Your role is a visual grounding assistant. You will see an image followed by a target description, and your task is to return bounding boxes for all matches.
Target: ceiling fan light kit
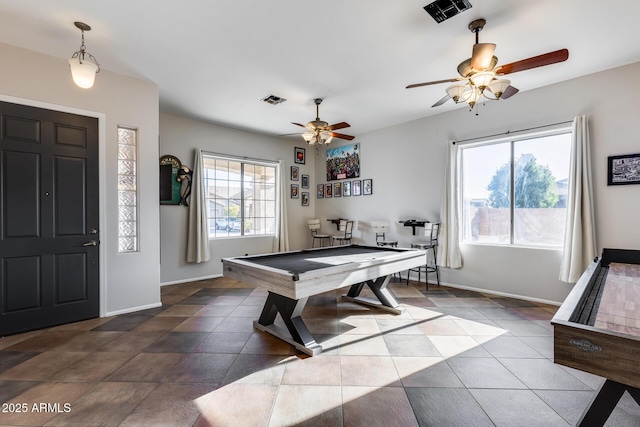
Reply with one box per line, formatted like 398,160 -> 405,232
68,21 -> 101,89
407,18 -> 569,113
291,98 -> 354,146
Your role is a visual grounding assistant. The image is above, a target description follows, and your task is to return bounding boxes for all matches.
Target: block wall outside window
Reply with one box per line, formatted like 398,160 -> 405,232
460,131 -> 571,247
117,127 -> 138,252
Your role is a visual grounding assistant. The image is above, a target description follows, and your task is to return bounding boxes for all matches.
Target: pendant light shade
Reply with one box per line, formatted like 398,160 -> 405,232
69,22 -> 100,89
69,56 -> 99,88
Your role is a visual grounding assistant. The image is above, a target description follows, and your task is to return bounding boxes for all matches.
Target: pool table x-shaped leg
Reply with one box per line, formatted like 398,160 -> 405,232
254,274 -> 402,356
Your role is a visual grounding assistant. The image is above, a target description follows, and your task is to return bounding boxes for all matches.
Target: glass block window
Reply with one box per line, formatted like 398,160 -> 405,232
117,127 -> 138,252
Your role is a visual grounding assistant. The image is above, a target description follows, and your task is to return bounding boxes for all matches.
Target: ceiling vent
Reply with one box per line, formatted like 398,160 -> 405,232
261,94 -> 287,105
424,0 -> 472,23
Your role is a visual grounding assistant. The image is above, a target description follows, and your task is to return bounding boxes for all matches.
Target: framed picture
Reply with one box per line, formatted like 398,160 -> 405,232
326,143 -> 360,181
295,147 -> 306,164
343,181 -> 351,197
352,180 -> 361,196
301,174 -> 309,189
363,178 -> 373,195
290,166 -> 299,181
290,184 -> 299,198
333,182 -> 342,197
317,184 -> 324,198
608,153 -> 640,185
325,183 -> 332,198
301,192 -> 310,206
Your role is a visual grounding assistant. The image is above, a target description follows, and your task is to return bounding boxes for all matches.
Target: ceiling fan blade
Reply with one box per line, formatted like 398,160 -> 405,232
291,122 -> 308,128
500,85 -> 519,99
327,122 -> 350,131
495,49 -> 569,75
330,132 -> 355,141
431,94 -> 451,108
406,78 -> 460,89
471,43 -> 496,71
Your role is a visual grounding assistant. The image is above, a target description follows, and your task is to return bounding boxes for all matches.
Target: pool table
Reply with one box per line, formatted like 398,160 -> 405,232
222,244 -> 426,355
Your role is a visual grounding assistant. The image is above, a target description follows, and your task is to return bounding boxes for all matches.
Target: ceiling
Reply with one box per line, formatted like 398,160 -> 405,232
1,0 -> 639,139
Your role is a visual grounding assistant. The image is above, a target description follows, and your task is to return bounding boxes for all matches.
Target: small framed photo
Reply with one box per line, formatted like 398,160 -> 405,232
325,183 -> 333,198
301,174 -> 309,189
343,181 -> 351,197
363,179 -> 373,195
301,192 -> 310,206
352,180 -> 361,196
317,184 -> 324,198
608,153 -> 640,185
290,166 -> 299,181
295,147 -> 306,164
290,184 -> 299,198
333,182 -> 342,198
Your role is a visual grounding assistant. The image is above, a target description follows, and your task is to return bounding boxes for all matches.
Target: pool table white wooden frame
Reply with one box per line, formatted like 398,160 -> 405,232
222,244 -> 426,355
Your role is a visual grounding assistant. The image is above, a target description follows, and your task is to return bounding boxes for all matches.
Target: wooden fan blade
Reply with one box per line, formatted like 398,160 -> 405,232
330,132 -> 355,141
431,94 -> 451,108
471,43 -> 496,71
495,49 -> 569,75
406,78 -> 460,89
500,85 -> 519,99
291,122 -> 308,128
327,122 -> 350,131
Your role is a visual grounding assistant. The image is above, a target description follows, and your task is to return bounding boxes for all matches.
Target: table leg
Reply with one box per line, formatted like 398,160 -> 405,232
254,292 -> 322,356
578,379 -> 635,426
342,275 -> 403,314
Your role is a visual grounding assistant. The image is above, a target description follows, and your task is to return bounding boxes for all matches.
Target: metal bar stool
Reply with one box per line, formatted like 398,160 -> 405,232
372,220 -> 401,280
331,220 -> 354,245
371,221 -> 398,247
308,219 -> 330,248
406,222 -> 440,290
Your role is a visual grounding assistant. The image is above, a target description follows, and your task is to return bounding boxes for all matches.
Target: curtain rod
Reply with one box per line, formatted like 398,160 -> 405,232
452,120 -> 573,144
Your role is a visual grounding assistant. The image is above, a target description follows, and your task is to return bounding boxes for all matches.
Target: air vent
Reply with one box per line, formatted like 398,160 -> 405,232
261,94 -> 287,105
424,0 -> 472,23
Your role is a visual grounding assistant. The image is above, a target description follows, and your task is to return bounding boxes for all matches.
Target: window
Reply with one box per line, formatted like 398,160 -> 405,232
203,154 -> 277,238
117,126 -> 138,252
460,130 -> 571,247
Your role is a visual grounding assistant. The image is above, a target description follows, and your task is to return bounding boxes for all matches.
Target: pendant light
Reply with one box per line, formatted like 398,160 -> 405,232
68,22 -> 100,89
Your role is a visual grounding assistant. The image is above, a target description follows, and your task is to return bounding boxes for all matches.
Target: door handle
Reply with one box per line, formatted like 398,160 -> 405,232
82,240 -> 98,247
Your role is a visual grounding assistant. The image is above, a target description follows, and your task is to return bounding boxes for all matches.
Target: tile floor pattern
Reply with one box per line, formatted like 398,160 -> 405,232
1,277 -> 640,426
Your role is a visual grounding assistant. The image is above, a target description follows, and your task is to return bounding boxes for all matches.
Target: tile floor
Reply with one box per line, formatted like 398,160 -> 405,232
1,277 -> 639,426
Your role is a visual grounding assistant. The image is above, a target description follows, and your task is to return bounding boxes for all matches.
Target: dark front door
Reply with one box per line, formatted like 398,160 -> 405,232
0,101 -> 99,336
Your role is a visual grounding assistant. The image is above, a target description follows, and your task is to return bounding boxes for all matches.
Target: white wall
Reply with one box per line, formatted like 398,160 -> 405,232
159,113 -> 313,284
0,42 -> 161,316
314,61 -> 640,304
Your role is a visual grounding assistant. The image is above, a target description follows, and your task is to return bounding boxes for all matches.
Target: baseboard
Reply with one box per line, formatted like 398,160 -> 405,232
105,302 -> 163,317
160,274 -> 223,287
419,279 -> 561,306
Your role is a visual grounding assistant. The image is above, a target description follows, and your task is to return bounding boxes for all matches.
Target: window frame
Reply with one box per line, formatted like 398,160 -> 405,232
458,126 -> 572,249
202,152 -> 278,239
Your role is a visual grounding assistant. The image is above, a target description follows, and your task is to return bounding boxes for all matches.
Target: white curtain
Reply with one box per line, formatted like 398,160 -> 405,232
439,141 -> 462,268
186,149 -> 211,263
559,115 -> 596,282
272,160 -> 289,252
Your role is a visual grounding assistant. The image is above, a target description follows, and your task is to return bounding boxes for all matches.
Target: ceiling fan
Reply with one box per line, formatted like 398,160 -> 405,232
290,98 -> 354,145
406,19 -> 569,109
